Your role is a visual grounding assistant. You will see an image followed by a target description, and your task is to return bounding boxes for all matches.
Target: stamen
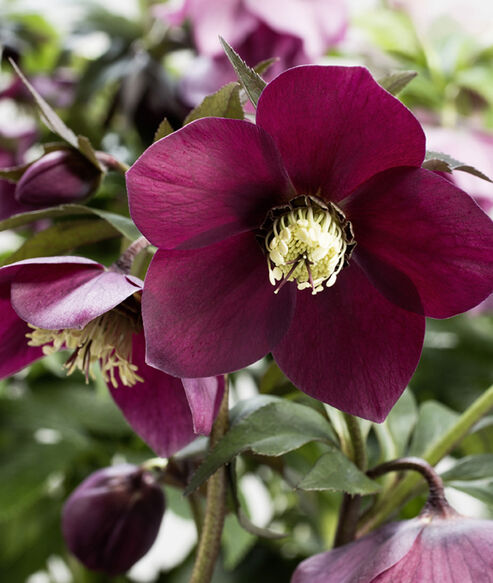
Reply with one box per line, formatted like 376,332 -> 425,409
26,308 -> 143,388
264,198 -> 353,295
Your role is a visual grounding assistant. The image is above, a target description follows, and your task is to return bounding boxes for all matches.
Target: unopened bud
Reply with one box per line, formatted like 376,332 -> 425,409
62,464 -> 165,575
15,149 -> 102,206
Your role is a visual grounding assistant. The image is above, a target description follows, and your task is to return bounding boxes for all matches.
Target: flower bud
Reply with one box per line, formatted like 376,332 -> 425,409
62,464 -> 165,575
15,149 -> 102,206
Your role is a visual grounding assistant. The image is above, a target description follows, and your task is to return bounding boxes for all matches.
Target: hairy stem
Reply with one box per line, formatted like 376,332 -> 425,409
358,383 -> 493,536
334,414 -> 367,547
112,236 -> 151,274
189,378 -> 229,583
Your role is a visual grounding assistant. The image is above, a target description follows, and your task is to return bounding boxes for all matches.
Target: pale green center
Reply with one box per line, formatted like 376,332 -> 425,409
265,204 -> 347,295
26,310 -> 143,388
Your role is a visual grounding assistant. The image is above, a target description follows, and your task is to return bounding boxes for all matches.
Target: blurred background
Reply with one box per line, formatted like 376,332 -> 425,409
1,0 -> 493,581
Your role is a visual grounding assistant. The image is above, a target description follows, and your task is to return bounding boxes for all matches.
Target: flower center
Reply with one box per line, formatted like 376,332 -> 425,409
264,197 -> 354,295
26,301 -> 143,388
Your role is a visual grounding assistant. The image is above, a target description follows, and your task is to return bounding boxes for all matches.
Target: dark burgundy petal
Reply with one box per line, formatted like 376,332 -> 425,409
181,376 -> 225,435
0,293 -> 43,378
292,519 -> 423,583
127,117 -> 294,250
256,66 -> 425,202
142,233 -> 296,377
10,260 -> 142,329
343,167 -> 493,318
273,262 -> 424,422
109,333 -> 197,458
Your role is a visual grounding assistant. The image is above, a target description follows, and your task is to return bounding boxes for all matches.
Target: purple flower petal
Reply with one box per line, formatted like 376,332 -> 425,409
109,333 -> 198,458
256,66 -> 425,202
292,520 -> 422,583
5,257 -> 142,329
142,233 -> 296,377
0,293 -> 43,378
181,376 -> 225,435
273,262 -> 425,422
344,167 -> 493,318
127,118 -> 295,250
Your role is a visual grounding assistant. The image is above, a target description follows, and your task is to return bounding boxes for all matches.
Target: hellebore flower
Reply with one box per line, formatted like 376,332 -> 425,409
0,256 -> 224,457
15,149 -> 103,206
127,65 -> 493,422
156,0 -> 347,105
0,121 -> 37,220
62,464 -> 165,575
292,458 -> 493,583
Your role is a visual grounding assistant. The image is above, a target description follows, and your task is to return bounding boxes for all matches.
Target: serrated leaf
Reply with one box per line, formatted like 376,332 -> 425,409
378,70 -> 417,95
185,399 -> 335,494
184,82 -> 244,125
409,401 -> 459,457
0,203 -> 142,240
219,37 -> 266,107
1,218 -> 119,266
9,59 -> 78,149
153,118 -> 174,142
254,57 -> 279,76
423,150 -> 493,182
297,449 -> 381,494
440,454 -> 493,482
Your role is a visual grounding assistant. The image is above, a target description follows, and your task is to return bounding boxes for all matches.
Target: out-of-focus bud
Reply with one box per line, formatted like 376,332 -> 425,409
15,149 -> 102,206
62,464 -> 165,575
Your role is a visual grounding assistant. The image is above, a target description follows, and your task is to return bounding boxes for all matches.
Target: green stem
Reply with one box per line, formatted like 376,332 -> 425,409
358,383 -> 493,536
112,236 -> 151,274
95,151 -> 130,174
189,378 -> 229,583
334,414 -> 367,547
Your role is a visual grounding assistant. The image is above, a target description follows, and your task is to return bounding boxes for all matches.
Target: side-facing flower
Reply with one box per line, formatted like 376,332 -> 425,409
0,256 -> 224,457
155,0 -> 347,105
127,65 -> 493,422
62,464 -> 165,575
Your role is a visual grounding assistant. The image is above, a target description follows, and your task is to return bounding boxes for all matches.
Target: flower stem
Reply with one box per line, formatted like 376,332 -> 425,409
334,414 -> 367,547
189,378 -> 229,583
95,151 -> 130,174
112,236 -> 151,274
358,383 -> 493,536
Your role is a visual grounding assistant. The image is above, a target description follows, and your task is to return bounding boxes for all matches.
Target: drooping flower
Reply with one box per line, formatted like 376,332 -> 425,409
0,256 -> 224,457
127,65 -> 493,422
155,0 -> 347,105
62,464 -> 165,575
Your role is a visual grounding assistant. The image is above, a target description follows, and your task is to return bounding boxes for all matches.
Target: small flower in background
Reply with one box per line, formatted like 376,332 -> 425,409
62,464 -> 165,575
0,68 -> 76,109
155,0 -> 347,105
127,65 -> 493,422
0,255 -> 224,457
14,149 -> 103,206
0,120 -> 37,220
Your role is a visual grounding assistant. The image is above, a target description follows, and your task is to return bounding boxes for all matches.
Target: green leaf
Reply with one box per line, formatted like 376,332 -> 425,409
423,150 -> 492,182
409,401 -> 459,457
9,58 -> 78,149
253,57 -> 279,76
0,203 -> 142,240
0,163 -> 32,182
219,37 -> 266,107
446,480 -> 493,506
222,515 -> 256,570
378,70 -> 417,95
297,449 -> 381,494
77,135 -> 104,171
440,454 -> 493,482
184,82 -> 244,125
1,218 -> 119,266
153,118 -> 174,142
386,389 -> 418,456
185,399 -> 335,494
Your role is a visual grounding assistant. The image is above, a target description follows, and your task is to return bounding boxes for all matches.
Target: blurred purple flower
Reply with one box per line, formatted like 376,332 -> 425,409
0,121 -> 37,220
292,501 -> 493,582
127,65 -> 493,422
155,0 -> 347,105
0,69 -> 75,108
15,149 -> 102,206
0,256 -> 224,457
62,464 -> 165,575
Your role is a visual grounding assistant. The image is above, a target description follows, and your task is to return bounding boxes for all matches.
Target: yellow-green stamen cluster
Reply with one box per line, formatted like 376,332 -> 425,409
265,203 -> 348,294
26,310 -> 143,388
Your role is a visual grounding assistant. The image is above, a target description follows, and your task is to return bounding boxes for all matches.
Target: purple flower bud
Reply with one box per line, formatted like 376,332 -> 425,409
15,149 -> 102,206
62,464 -> 165,575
